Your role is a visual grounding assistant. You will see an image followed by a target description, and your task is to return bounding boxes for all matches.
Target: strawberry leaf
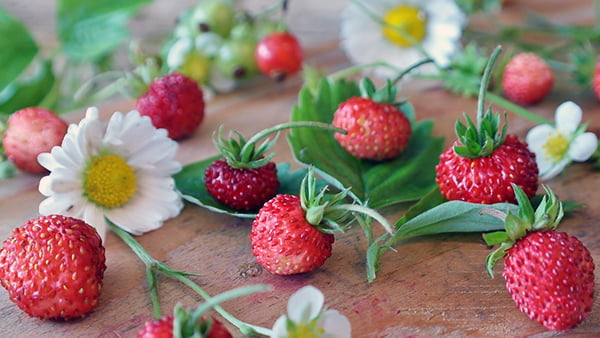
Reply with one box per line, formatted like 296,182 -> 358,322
0,7 -> 38,90
173,158 -> 328,218
288,77 -> 444,209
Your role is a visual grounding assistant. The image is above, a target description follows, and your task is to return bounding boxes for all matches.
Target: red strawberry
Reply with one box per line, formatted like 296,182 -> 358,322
436,47 -> 539,204
205,122 -> 341,212
332,78 -> 412,161
484,186 -> 595,331
502,52 -> 554,105
135,72 -> 205,140
137,314 -> 232,338
250,168 -> 393,275
436,134 -> 538,204
255,31 -> 304,82
2,107 -> 67,173
0,215 -> 106,320
592,57 -> 600,100
204,126 -> 280,212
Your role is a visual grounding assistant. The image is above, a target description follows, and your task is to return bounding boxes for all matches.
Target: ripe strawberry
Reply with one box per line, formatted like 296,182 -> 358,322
332,78 -> 412,161
135,72 -> 205,140
2,107 -> 67,174
0,214 -> 106,320
484,185 -> 595,331
250,168 -> 393,275
255,31 -> 304,82
137,314 -> 232,338
592,57 -> 600,100
436,47 -> 539,204
205,122 -> 342,212
204,126 -> 280,212
502,52 -> 554,105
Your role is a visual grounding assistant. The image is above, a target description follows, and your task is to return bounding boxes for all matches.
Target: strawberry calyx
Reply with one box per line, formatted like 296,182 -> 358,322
300,168 -> 394,235
213,121 -> 345,169
482,184 -> 564,277
358,77 -> 405,109
453,45 -> 508,159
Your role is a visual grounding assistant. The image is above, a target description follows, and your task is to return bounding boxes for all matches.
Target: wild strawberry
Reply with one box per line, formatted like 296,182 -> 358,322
255,31 -> 304,82
250,168 -> 392,275
1,107 -> 67,174
205,122 -> 343,212
484,185 -> 595,331
332,78 -> 412,161
0,215 -> 106,320
436,47 -> 539,204
135,72 -> 205,140
592,57 -> 600,100
137,314 -> 231,338
502,52 -> 554,105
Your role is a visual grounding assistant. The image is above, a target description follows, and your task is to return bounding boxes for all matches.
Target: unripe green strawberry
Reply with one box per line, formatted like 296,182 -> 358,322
0,215 -> 106,320
332,78 -> 412,161
502,52 -> 554,105
2,107 -> 67,174
484,186 -> 595,332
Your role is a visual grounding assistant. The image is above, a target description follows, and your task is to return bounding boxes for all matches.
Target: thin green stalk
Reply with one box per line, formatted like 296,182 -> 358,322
486,91 -> 552,125
108,222 -> 272,336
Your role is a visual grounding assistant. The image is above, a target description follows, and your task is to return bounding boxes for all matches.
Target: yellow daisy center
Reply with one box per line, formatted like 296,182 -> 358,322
181,52 -> 211,83
83,154 -> 137,208
288,320 -> 325,338
542,133 -> 569,162
382,5 -> 427,47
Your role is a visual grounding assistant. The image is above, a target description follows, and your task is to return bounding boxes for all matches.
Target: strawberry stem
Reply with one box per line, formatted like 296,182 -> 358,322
241,121 -> 345,156
485,91 -> 553,125
107,222 -> 273,336
476,45 -> 502,126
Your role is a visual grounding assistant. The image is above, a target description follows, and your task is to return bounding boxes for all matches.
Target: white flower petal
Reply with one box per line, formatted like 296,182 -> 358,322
540,158 -> 570,181
167,38 -> 193,68
555,101 -> 582,134
287,285 -> 324,323
320,310 -> 352,337
270,315 -> 288,338
526,124 -> 554,151
82,204 -> 108,241
569,132 -> 598,162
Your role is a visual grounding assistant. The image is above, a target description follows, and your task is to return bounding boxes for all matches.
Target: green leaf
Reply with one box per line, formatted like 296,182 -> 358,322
173,158 -> 327,218
288,77 -> 444,209
482,231 -> 510,246
0,7 -> 38,89
392,200 -> 519,240
0,59 -> 55,115
56,0 -> 151,61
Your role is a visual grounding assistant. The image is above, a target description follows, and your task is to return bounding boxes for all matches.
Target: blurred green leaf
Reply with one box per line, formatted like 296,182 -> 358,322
0,60 -> 55,115
56,0 -> 152,61
0,7 -> 38,89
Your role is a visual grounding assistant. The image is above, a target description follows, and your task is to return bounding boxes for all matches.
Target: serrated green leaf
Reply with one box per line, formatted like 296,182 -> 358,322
173,158 -> 327,218
0,7 -> 38,89
288,77 -> 444,209
57,0 -> 151,61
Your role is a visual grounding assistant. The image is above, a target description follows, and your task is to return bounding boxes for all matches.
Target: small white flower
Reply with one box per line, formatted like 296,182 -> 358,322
526,101 -> 598,180
271,285 -> 351,338
340,0 -> 467,79
38,107 -> 184,241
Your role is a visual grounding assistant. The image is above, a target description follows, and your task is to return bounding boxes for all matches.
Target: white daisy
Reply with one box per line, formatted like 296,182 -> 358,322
37,107 -> 183,241
526,101 -> 598,180
271,285 -> 351,338
340,0 -> 467,79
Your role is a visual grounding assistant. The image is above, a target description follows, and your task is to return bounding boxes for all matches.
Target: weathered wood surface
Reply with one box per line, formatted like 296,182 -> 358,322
0,0 -> 598,337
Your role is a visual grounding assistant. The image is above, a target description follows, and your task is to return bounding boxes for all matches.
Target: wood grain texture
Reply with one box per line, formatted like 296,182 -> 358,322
0,0 -> 599,337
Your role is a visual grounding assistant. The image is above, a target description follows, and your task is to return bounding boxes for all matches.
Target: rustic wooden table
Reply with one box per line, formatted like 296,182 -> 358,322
0,0 -> 599,337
